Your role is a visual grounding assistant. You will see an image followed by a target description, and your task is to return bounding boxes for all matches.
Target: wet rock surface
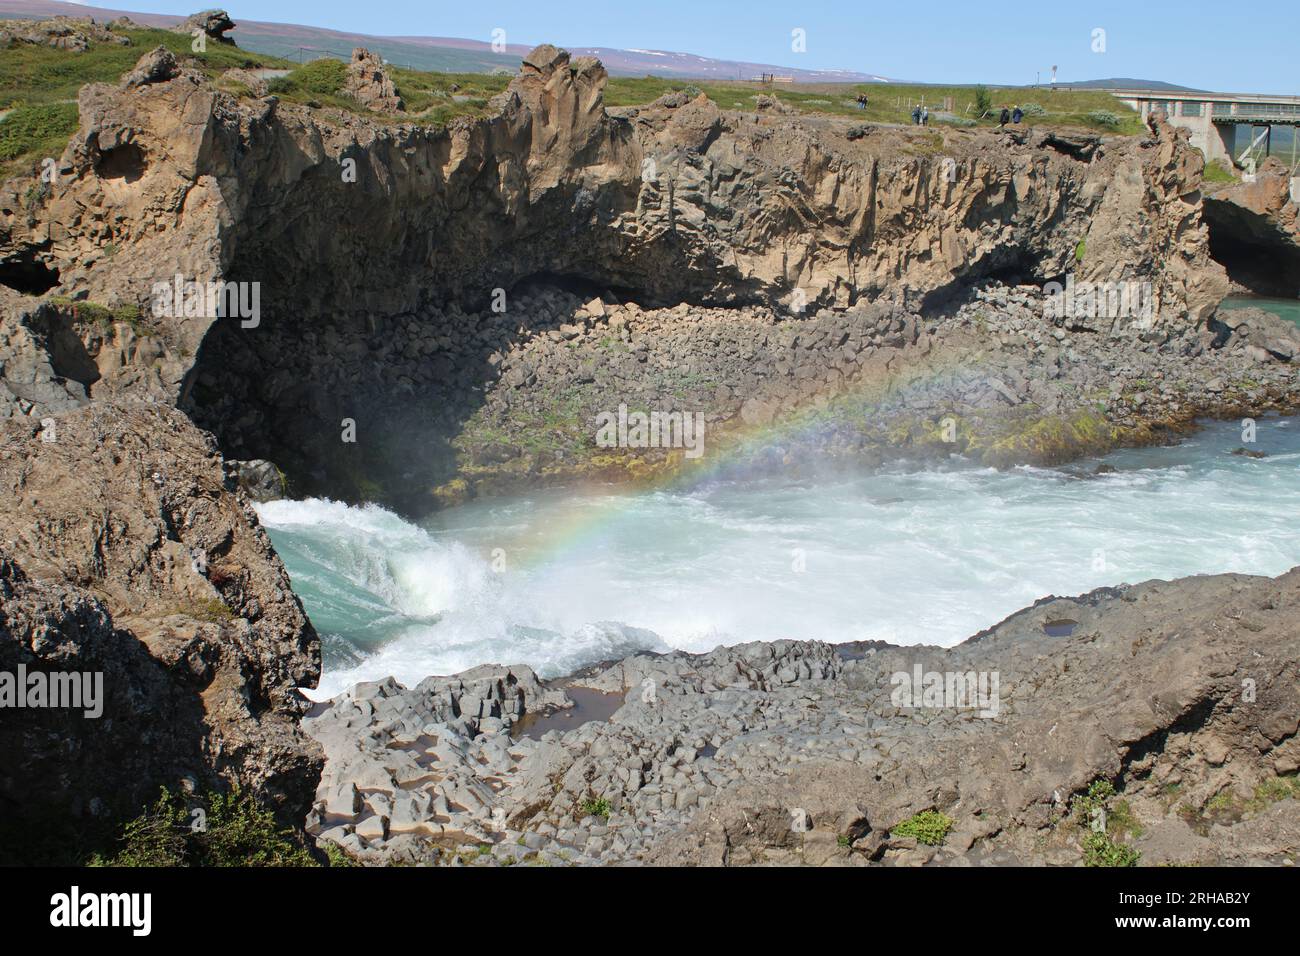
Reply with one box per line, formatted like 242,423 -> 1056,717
305,569 -> 1300,866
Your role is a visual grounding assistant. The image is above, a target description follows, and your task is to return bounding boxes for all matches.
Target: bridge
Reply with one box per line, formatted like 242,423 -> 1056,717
1110,89 -> 1300,173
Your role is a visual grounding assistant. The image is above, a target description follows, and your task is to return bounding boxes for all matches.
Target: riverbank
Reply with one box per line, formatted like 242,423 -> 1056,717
303,566 -> 1300,866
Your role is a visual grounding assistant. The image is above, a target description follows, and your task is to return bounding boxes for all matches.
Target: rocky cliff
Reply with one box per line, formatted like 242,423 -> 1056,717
1204,157 -> 1300,297
0,45 -> 1242,509
0,402 -> 321,862
0,41 -> 1291,861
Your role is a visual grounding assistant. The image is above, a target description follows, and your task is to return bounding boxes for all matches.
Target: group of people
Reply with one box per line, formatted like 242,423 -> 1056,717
894,100 -> 1029,128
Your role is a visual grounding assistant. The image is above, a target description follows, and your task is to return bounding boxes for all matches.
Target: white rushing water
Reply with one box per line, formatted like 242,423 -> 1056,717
258,417 -> 1300,699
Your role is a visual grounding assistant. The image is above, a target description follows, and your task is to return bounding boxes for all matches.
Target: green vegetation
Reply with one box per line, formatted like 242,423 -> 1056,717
1251,774 -> 1300,805
50,296 -> 147,333
891,809 -> 954,846
177,595 -> 236,624
0,25 -> 295,175
1072,778 -> 1142,866
322,841 -> 358,867
89,786 -> 320,867
390,69 -> 508,123
0,102 -> 79,167
267,56 -> 346,97
1082,830 -> 1141,867
1183,774 -> 1300,833
580,796 -> 612,819
1085,109 -> 1122,129
603,77 -> 1141,134
0,22 -> 1145,175
1074,239 -> 1087,263
1073,778 -> 1116,825
1203,159 -> 1238,184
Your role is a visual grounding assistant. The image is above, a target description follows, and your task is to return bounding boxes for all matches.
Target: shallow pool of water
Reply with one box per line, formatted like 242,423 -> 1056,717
1219,295 -> 1300,328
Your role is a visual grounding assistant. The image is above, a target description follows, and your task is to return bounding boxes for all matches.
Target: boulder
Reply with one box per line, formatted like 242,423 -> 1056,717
122,46 -> 180,89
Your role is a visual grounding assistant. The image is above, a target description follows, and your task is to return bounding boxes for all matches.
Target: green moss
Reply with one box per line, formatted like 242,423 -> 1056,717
1251,775 -> 1300,805
978,410 -> 1119,466
891,809 -> 954,846
1074,239 -> 1086,263
89,786 -> 319,867
580,797 -> 612,820
178,596 -> 236,624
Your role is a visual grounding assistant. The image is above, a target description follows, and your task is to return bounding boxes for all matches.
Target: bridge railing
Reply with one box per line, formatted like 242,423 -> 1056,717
1212,102 -> 1300,121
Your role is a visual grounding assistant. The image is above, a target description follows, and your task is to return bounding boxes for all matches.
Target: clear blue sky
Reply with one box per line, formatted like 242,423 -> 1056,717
85,0 -> 1297,92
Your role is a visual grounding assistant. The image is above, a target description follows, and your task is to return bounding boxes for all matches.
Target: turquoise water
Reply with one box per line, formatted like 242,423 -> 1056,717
1220,295 -> 1300,328
260,417 -> 1300,698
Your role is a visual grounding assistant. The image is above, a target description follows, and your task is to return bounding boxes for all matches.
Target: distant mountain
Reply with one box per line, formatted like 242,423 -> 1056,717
1059,78 -> 1209,93
0,0 -> 895,81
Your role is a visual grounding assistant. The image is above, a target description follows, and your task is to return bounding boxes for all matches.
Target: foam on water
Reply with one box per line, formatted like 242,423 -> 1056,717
259,417 -> 1300,698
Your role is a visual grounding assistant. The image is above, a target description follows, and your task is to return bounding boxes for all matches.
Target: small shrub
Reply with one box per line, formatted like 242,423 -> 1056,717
1074,239 -> 1086,263
1083,830 -> 1140,867
1020,102 -> 1047,116
973,85 -> 992,117
1085,110 -> 1122,129
90,786 -> 318,867
1074,778 -> 1114,818
891,809 -> 954,846
580,797 -> 611,819
1073,778 -> 1141,865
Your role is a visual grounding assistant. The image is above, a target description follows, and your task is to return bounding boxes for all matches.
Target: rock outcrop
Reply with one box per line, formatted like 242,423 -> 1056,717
345,48 -> 403,113
173,9 -> 238,46
0,402 -> 321,862
0,45 -> 1255,511
1204,157 -> 1300,297
0,17 -> 131,52
304,568 -> 1300,866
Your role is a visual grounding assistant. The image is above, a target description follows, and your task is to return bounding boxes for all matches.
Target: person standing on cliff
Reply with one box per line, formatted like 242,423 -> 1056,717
1012,105 -> 1024,124
999,107 -> 1010,127
921,106 -> 929,126
912,105 -> 922,125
